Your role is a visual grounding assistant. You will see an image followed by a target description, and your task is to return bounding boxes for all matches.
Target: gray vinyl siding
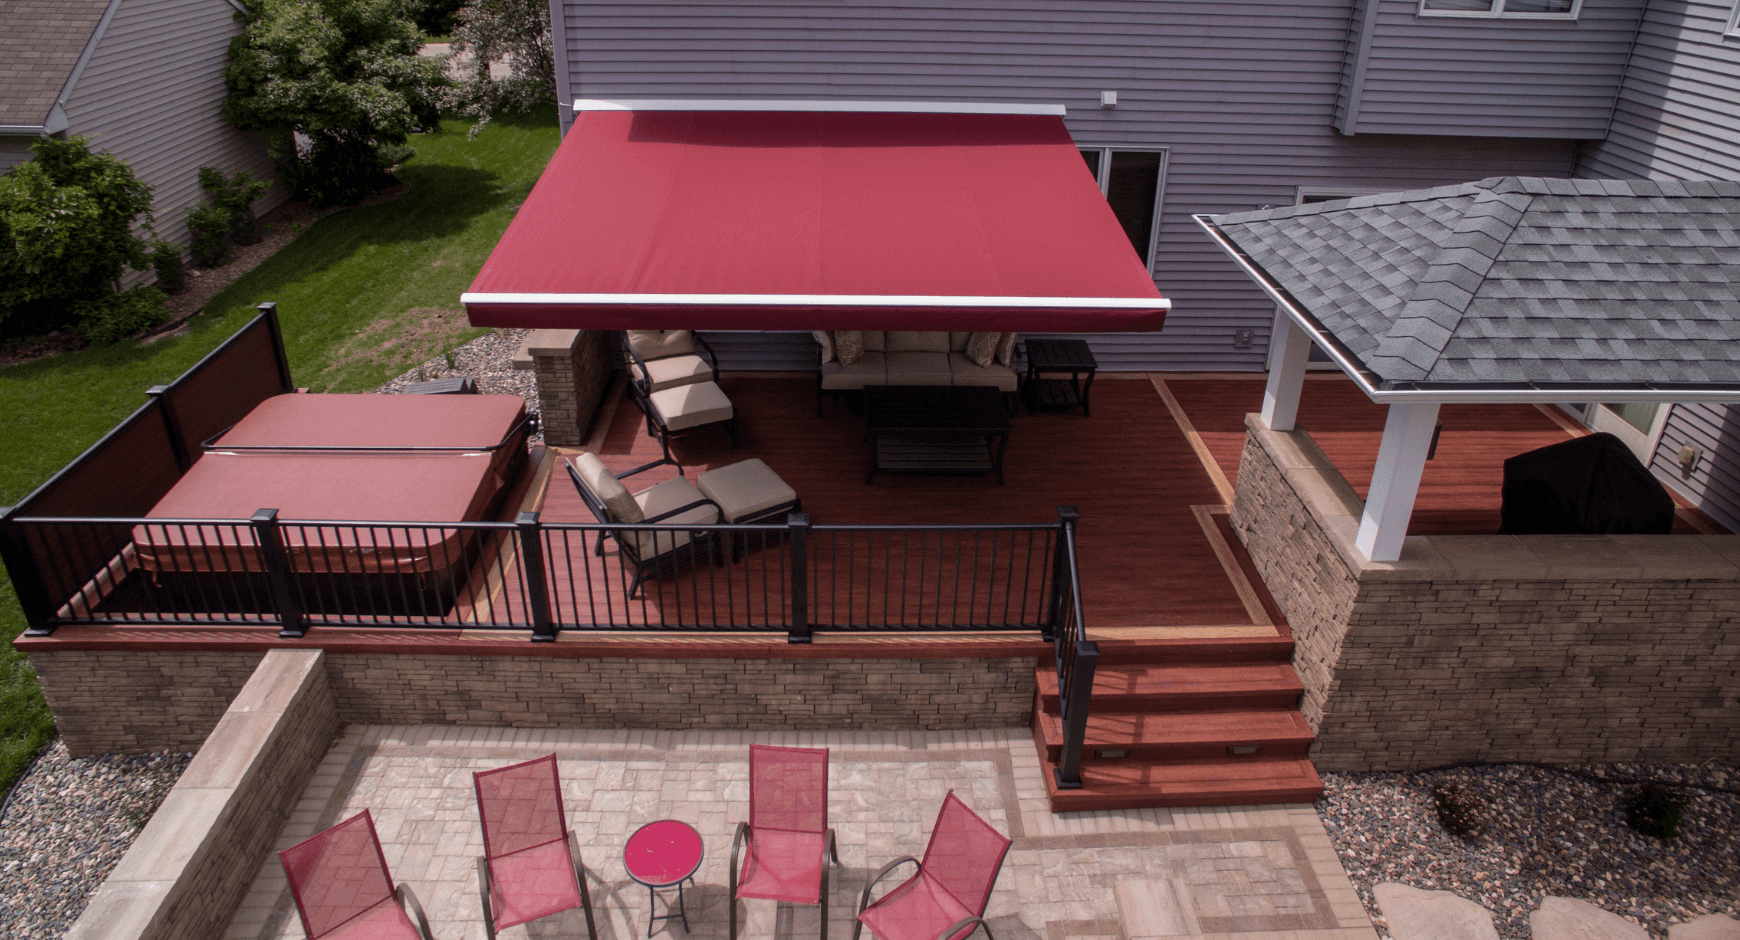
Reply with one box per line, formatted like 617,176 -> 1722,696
1574,0 -> 1740,533
558,0 -> 1578,372
0,136 -> 33,172
61,0 -> 283,287
1335,0 -> 1645,137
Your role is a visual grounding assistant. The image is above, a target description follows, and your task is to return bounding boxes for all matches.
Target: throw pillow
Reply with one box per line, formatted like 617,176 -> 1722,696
835,330 -> 865,366
966,331 -> 1000,368
626,330 -> 696,360
813,330 -> 834,363
996,332 -> 1019,367
572,453 -> 643,523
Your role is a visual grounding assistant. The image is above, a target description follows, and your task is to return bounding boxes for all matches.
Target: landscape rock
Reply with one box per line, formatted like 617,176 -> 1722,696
1374,882 -> 1499,940
1672,914 -> 1740,940
1530,897 -> 1649,940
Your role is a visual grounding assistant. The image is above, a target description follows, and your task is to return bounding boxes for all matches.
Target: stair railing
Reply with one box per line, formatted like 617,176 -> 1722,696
1045,506 -> 1098,790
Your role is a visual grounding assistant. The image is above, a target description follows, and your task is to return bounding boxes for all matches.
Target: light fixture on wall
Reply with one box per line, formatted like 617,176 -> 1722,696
1679,445 -> 1702,476
1100,91 -> 1118,109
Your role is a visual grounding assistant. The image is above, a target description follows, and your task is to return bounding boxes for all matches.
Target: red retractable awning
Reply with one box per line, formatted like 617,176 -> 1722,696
463,105 -> 1168,332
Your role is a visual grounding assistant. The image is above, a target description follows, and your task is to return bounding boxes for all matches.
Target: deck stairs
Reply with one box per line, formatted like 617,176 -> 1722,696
1033,634 -> 1324,811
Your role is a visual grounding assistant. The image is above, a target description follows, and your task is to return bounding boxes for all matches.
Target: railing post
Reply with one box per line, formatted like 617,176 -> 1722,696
251,509 -> 306,638
787,512 -> 811,644
1043,505 -> 1080,641
146,385 -> 192,472
1051,505 -> 1096,791
517,511 -> 556,641
0,507 -> 57,636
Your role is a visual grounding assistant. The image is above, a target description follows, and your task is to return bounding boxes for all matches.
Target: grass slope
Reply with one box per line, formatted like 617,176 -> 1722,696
0,108 -> 561,794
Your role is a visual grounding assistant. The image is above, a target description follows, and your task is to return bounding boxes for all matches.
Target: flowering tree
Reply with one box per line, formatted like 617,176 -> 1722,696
447,0 -> 556,135
222,0 -> 446,206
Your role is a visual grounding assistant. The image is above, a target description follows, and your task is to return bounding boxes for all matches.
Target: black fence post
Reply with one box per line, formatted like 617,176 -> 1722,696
787,513 -> 811,644
1051,505 -> 1096,791
145,386 -> 192,472
0,508 -> 57,636
1043,505 -> 1080,642
517,511 -> 556,641
251,509 -> 306,638
258,302 -> 295,393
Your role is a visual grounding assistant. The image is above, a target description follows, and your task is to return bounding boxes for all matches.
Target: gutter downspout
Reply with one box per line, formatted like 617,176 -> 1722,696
547,0 -> 573,136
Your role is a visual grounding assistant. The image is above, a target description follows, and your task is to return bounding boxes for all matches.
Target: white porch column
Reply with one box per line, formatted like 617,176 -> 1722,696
1261,311 -> 1312,431
1355,401 -> 1441,562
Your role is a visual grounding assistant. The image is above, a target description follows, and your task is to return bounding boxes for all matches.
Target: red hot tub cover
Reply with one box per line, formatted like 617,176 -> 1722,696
462,105 -> 1169,332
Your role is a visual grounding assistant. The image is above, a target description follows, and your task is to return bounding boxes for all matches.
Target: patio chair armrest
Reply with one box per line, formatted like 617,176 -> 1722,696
566,828 -> 587,880
825,827 -> 841,867
395,882 -> 436,940
641,497 -> 724,525
729,822 -> 751,890
856,855 -> 920,917
618,455 -> 682,479
477,855 -> 498,940
692,331 -> 720,370
933,915 -> 995,940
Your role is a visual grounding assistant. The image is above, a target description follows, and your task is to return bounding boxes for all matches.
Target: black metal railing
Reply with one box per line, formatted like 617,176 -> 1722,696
1044,506 -> 1099,790
4,507 -> 1086,644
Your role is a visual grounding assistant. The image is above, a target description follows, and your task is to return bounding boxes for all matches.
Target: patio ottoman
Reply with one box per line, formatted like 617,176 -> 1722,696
695,459 -> 799,524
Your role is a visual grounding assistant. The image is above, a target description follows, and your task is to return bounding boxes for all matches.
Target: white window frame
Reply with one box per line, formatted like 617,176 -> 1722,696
1418,0 -> 1583,20
1078,147 -> 1169,273
1727,2 -> 1740,37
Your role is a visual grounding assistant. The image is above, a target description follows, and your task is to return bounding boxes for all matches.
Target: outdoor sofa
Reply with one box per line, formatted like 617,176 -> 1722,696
814,330 -> 1019,415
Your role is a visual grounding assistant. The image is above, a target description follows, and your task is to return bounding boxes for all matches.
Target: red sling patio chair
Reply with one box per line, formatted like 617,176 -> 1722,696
730,744 -> 842,940
852,791 -> 1012,940
473,754 -> 599,940
279,809 -> 435,940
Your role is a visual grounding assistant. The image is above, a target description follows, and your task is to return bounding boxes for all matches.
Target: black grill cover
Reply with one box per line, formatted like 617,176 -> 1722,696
1500,432 -> 1674,535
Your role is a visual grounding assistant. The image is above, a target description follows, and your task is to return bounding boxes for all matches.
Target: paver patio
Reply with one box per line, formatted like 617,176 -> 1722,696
222,725 -> 1377,940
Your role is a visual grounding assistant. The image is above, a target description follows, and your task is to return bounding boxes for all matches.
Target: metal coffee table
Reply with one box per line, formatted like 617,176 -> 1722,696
862,385 -> 1011,484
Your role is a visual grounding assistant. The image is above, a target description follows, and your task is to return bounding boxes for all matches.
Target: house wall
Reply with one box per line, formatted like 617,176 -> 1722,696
1335,0 -> 1644,137
1575,0 -> 1740,537
556,0 -> 1579,372
1230,416 -> 1740,772
61,0 -> 284,284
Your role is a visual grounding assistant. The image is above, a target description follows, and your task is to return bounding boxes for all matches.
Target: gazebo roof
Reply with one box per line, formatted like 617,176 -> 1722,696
1198,177 -> 1740,401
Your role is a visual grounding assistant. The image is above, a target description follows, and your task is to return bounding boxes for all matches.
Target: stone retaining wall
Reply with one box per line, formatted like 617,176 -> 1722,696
1232,414 -> 1740,772
66,649 -> 336,940
30,648 -> 1036,755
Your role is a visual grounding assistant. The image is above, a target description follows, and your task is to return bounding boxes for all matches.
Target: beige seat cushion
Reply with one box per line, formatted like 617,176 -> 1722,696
631,353 -> 713,392
886,331 -> 951,353
571,453 -> 644,522
626,330 -> 696,360
884,350 -> 953,385
627,476 -> 720,557
950,332 -> 974,353
647,380 -> 734,431
696,458 -> 797,523
948,353 -> 1018,392
819,351 -> 887,389
860,330 -> 886,352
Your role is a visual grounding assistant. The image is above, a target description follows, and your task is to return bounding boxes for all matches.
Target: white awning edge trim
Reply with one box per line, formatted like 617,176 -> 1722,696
462,292 -> 1167,310
572,99 -> 1069,116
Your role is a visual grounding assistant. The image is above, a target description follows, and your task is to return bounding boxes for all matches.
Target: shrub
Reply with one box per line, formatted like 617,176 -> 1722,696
149,240 -> 187,294
197,166 -> 271,245
1624,784 -> 1690,840
1431,783 -> 1481,839
77,286 -> 169,345
187,205 -> 231,267
446,0 -> 556,137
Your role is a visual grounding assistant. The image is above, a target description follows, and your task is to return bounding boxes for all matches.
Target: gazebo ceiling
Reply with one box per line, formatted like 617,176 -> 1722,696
1198,177 -> 1740,403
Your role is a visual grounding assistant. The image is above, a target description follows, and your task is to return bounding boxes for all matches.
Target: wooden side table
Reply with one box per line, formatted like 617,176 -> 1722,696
1021,338 -> 1098,416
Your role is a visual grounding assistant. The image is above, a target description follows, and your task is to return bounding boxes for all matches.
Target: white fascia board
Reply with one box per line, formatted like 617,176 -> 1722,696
1192,214 -> 1740,407
0,125 -> 48,134
573,99 -> 1068,116
462,292 -> 1166,310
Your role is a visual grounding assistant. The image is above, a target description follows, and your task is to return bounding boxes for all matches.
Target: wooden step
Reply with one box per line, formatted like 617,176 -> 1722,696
1040,753 -> 1325,811
1037,662 -> 1303,713
1081,635 -> 1297,665
1033,706 -> 1314,762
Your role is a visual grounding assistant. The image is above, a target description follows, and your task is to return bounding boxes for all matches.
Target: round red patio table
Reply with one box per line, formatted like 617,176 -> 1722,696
624,819 -> 704,936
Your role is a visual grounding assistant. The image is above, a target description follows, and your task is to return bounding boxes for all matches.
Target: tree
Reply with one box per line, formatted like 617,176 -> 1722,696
222,0 -> 446,207
446,0 -> 556,136
0,136 -> 163,340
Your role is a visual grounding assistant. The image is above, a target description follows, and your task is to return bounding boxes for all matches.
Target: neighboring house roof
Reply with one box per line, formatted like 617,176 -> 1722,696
0,0 -> 111,129
1199,177 -> 1740,400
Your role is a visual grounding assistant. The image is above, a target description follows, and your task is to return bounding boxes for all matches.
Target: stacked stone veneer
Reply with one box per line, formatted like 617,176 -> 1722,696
67,650 -> 336,940
1231,414 -> 1740,772
529,328 -> 612,447
30,650 -> 1035,756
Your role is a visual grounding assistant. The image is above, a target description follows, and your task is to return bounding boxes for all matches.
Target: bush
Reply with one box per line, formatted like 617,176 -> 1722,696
1624,784 -> 1690,840
77,286 -> 168,345
149,241 -> 187,294
0,137 -> 154,335
187,205 -> 231,267
1431,783 -> 1482,839
197,166 -> 270,245
446,0 -> 556,137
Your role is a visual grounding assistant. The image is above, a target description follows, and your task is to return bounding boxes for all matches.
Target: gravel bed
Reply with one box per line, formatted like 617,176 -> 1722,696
0,741 -> 191,939
1319,761 -> 1740,939
376,327 -> 540,440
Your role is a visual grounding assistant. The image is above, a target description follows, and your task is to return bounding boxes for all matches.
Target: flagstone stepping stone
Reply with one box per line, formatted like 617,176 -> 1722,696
1373,883 -> 1499,940
1671,914 -> 1740,940
1530,897 -> 1649,940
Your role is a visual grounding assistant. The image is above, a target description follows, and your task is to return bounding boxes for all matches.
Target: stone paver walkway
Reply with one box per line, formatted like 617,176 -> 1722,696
223,726 -> 1377,940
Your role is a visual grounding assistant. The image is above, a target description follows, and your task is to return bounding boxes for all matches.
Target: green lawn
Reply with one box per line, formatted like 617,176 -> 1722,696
0,107 -> 561,794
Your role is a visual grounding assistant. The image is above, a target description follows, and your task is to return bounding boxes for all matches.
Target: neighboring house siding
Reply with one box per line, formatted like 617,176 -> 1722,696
1575,0 -> 1740,531
1336,0 -> 1645,137
61,0 -> 283,284
0,137 -> 33,173
558,0 -> 1579,372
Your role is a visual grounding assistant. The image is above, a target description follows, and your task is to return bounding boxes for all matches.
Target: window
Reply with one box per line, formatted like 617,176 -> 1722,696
1727,2 -> 1740,37
1419,0 -> 1581,18
1079,148 -> 1167,270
